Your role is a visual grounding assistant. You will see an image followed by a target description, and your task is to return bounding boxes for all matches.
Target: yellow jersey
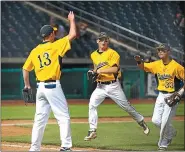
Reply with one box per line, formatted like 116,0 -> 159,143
91,48 -> 121,81
144,59 -> 184,92
23,36 -> 71,81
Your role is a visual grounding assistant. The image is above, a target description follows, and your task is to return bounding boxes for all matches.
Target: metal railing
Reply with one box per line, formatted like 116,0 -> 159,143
26,1 -> 184,63
59,1 -> 184,62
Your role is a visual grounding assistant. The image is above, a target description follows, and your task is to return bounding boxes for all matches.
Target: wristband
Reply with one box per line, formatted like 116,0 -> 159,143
178,88 -> 184,96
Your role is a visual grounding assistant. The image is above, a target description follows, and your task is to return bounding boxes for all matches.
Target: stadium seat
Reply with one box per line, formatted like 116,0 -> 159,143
1,1 -> 183,60
62,1 -> 184,50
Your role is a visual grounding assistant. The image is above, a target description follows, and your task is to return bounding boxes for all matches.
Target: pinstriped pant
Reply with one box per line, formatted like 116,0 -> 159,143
152,92 -> 178,148
88,80 -> 144,129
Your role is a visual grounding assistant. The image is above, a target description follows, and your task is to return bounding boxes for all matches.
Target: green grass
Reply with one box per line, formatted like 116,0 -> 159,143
2,103 -> 184,150
2,121 -> 184,151
1,103 -> 184,120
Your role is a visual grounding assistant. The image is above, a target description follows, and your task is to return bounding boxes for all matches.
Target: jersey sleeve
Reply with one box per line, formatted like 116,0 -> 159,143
144,62 -> 156,74
176,64 -> 185,81
54,36 -> 71,57
109,52 -> 120,67
22,52 -> 34,71
90,52 -> 95,63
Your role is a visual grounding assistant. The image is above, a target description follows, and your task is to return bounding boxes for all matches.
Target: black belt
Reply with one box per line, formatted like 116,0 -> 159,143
97,80 -> 117,85
37,80 -> 56,83
160,91 -> 175,94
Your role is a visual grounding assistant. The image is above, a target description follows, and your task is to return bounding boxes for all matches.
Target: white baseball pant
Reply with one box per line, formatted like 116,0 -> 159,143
89,80 -> 144,129
29,80 -> 72,151
152,92 -> 178,148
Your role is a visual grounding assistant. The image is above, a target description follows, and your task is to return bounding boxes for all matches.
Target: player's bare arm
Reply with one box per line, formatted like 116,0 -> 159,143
134,55 -> 144,70
67,11 -> 76,41
22,69 -> 31,89
93,64 -> 97,72
96,66 -> 118,74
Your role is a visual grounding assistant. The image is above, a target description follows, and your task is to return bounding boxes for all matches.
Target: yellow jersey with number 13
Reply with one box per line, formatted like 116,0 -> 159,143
144,59 -> 184,92
23,36 -> 71,81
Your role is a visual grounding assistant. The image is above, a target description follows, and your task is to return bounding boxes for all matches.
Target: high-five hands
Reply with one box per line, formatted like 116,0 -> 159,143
68,11 -> 75,21
134,55 -> 142,62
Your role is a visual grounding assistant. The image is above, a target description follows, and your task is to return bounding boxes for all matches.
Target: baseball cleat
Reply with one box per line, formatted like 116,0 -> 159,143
60,147 -> 72,151
84,129 -> 97,141
158,147 -> 167,151
138,120 -> 150,135
143,126 -> 150,135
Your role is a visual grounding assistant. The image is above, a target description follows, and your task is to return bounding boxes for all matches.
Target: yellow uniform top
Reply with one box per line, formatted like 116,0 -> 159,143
23,36 -> 71,81
91,48 -> 121,81
144,59 -> 184,92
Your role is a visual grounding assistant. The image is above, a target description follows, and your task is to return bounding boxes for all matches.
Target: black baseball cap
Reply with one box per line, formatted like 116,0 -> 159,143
97,32 -> 109,39
40,25 -> 54,38
155,43 -> 170,51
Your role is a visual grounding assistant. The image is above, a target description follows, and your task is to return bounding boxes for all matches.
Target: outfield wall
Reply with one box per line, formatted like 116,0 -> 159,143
2,68 -> 147,100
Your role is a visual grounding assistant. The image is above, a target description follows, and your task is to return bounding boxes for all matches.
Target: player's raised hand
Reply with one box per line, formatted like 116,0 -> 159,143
68,11 -> 75,21
134,55 -> 141,61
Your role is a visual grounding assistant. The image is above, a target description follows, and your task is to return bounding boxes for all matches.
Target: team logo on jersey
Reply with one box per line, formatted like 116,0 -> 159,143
157,73 -> 172,80
95,62 -> 108,67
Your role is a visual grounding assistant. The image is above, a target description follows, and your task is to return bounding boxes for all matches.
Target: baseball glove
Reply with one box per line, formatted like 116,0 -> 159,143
164,91 -> 182,107
87,62 -> 108,82
22,88 -> 35,105
87,70 -> 98,82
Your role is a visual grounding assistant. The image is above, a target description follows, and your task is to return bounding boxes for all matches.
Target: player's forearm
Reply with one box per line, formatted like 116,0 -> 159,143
97,67 -> 118,74
134,55 -> 144,70
137,62 -> 144,70
22,69 -> 31,88
68,19 -> 76,40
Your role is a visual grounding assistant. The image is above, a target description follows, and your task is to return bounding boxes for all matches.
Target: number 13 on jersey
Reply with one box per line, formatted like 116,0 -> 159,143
38,52 -> 51,68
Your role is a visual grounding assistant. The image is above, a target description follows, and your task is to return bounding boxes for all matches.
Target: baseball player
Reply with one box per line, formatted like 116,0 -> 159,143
84,32 -> 150,141
134,44 -> 185,151
22,11 -> 76,151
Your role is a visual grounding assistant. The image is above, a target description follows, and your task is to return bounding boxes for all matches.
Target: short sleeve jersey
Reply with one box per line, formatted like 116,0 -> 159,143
144,59 -> 184,92
23,36 -> 71,81
90,48 -> 121,81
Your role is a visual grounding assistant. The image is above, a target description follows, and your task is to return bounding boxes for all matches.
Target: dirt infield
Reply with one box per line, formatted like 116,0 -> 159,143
1,142 -> 124,152
1,141 -> 110,151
